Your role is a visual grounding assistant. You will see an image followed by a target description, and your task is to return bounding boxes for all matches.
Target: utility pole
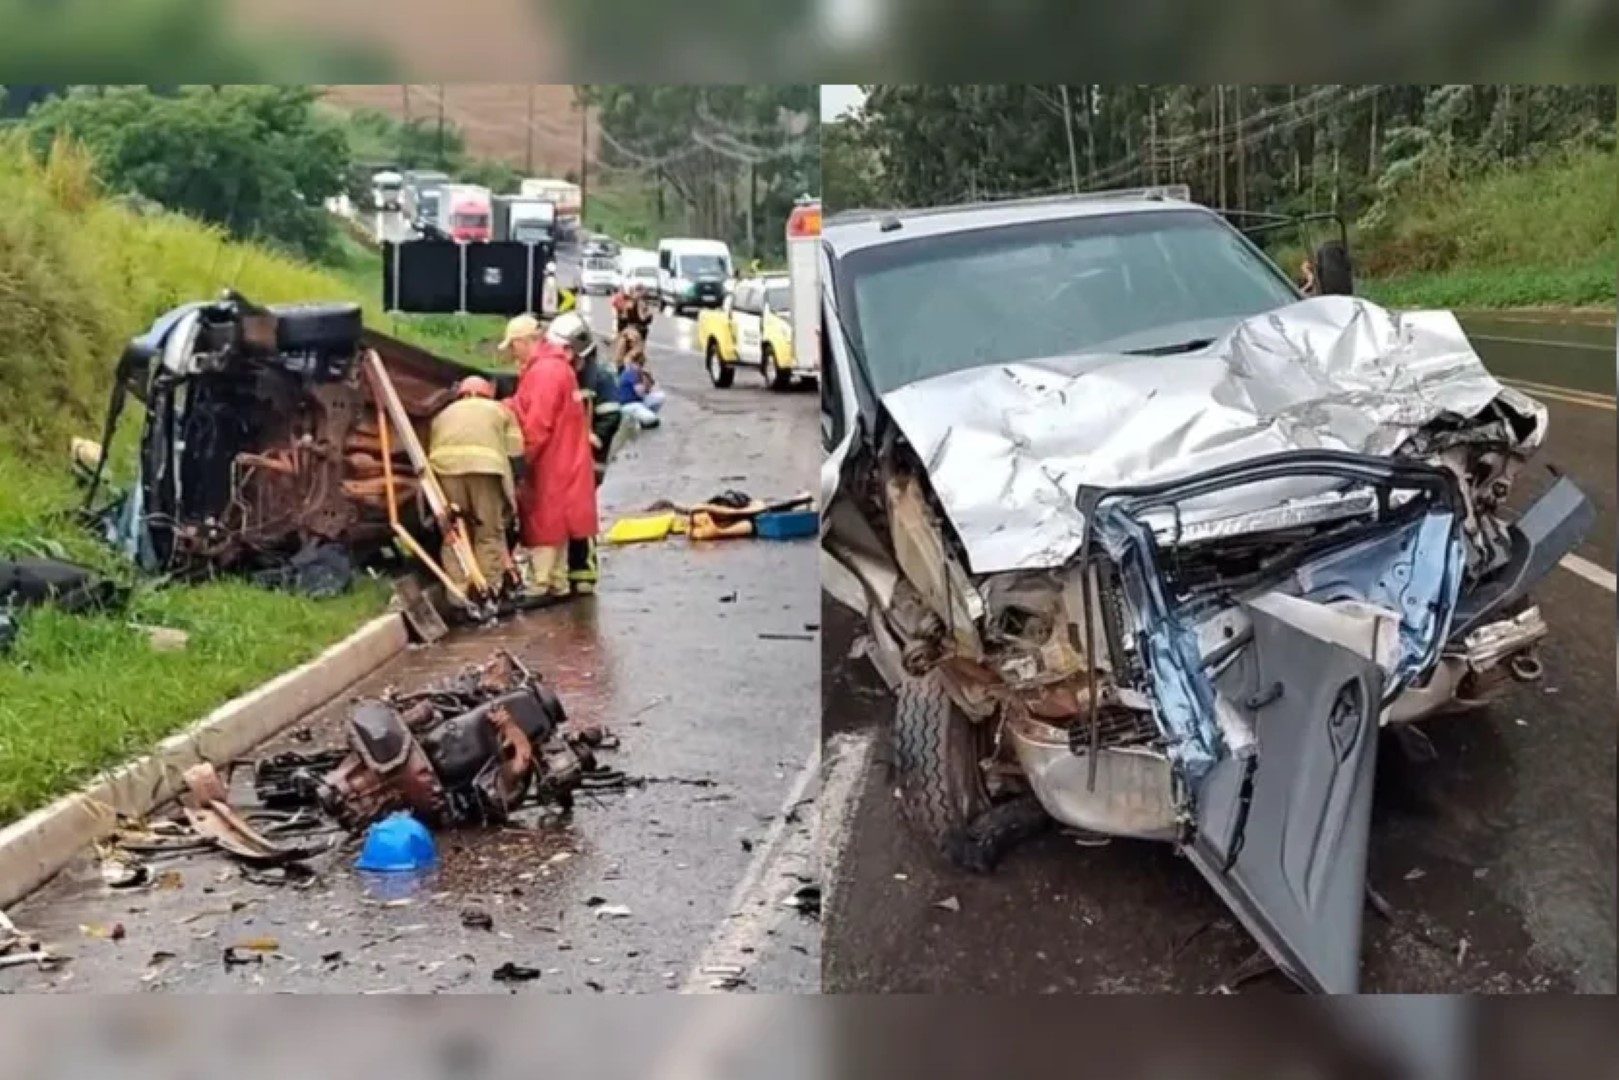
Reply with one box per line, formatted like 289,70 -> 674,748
402,84 -> 411,124
1291,84 -> 1301,192
1084,85 -> 1097,182
1216,85 -> 1227,211
1369,85 -> 1380,173
525,84 -> 535,174
747,160 -> 757,260
579,100 -> 589,221
436,84 -> 445,167
1148,93 -> 1158,185
1234,85 -> 1245,212
1060,85 -> 1081,193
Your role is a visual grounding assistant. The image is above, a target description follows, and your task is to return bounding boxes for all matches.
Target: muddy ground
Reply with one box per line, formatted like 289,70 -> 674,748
0,297 -> 823,994
821,319 -> 1618,994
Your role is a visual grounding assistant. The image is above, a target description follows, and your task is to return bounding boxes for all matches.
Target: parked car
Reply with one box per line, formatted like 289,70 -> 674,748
818,188 -> 1593,994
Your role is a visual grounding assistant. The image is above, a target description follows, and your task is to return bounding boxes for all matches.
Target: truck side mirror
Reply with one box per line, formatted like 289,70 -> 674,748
1313,241 -> 1355,296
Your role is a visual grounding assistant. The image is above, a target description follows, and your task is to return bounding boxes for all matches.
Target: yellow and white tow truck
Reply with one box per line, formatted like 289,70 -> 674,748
697,199 -> 821,391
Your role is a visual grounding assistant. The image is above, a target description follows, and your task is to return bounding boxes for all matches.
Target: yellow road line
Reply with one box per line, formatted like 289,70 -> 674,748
1499,377 -> 1616,411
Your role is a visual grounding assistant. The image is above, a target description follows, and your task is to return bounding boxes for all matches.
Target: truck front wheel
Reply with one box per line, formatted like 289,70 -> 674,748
891,669 -> 995,860
706,341 -> 735,388
763,346 -> 792,391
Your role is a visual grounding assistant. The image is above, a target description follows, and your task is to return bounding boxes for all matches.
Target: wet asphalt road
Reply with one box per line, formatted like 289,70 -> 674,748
822,314 -> 1617,994
0,293 -> 823,994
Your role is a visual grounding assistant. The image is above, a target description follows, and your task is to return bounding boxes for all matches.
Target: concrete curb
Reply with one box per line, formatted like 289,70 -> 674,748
0,612 -> 409,909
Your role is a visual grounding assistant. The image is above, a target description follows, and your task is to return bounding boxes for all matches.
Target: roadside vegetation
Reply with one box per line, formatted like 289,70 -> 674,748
0,135 -> 394,825
1354,149 -> 1615,310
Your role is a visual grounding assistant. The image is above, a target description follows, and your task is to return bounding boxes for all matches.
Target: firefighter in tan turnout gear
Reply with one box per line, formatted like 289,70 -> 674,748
428,376 -> 526,595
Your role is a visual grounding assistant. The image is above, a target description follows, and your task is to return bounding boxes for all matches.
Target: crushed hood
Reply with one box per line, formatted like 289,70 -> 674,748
880,297 -> 1538,574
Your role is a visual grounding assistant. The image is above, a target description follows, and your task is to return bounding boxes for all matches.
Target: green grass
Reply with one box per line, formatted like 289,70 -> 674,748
1356,148 -> 1616,310
0,135 -> 402,825
1359,261 -> 1617,311
0,578 -> 385,823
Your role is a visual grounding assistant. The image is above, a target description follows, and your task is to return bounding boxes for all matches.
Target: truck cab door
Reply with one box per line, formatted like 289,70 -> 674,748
1186,592 -> 1385,994
735,285 -> 762,365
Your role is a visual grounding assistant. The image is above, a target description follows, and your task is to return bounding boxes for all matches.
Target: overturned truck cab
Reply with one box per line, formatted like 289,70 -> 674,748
85,292 -> 508,583
823,294 -> 1592,994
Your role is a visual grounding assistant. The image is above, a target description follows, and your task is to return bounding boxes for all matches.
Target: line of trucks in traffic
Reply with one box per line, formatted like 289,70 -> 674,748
370,169 -> 581,245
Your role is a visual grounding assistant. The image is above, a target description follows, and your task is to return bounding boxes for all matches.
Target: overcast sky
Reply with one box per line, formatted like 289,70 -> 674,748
821,84 -> 867,123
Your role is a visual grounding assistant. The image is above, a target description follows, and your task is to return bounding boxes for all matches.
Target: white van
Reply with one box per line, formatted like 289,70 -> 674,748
657,238 -> 734,315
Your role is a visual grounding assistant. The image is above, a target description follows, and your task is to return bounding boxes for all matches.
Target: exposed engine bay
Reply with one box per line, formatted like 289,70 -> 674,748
824,297 -> 1594,992
87,292 -> 506,578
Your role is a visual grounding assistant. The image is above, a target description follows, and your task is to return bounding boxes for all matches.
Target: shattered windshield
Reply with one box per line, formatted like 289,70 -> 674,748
839,208 -> 1299,394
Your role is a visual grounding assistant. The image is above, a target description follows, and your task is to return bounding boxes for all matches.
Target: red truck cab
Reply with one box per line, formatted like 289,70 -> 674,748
444,185 -> 492,243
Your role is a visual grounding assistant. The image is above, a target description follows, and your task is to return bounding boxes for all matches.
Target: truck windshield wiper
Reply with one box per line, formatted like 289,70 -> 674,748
1127,337 -> 1216,357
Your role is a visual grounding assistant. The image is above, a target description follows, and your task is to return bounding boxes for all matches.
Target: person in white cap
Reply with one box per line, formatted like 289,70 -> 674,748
551,312 -> 621,594
502,312 -> 597,598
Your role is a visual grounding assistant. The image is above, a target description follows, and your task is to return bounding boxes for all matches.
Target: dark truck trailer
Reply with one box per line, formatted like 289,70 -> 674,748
492,195 -> 558,245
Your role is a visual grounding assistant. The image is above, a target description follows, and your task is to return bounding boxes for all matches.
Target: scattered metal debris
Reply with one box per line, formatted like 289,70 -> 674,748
460,907 -> 494,931
309,651 -> 597,832
0,910 -> 65,972
492,961 -> 542,983
932,896 -> 961,914
180,764 -> 330,867
782,884 -> 822,919
703,964 -> 747,990
221,946 -> 265,968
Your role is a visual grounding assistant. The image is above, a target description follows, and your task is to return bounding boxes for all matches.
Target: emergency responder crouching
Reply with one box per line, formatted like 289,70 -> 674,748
427,376 -> 526,597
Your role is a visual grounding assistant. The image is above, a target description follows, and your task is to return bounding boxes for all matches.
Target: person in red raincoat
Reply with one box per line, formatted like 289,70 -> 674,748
501,312 -> 598,597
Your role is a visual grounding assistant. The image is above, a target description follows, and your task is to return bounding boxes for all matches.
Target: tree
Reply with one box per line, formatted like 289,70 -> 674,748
823,119 -> 885,210
580,84 -> 817,260
853,84 -> 1616,227
27,85 -> 352,261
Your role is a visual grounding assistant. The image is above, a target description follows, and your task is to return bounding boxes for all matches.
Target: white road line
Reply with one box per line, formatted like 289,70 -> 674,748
818,731 -> 877,921
1559,554 -> 1617,593
1470,333 -> 1613,353
680,742 -> 820,993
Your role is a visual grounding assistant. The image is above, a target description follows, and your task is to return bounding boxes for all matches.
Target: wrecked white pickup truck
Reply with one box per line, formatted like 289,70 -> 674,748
818,191 -> 1593,993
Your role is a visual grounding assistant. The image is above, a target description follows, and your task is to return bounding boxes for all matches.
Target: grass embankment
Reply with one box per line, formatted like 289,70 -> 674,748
0,139 -> 404,824
1356,149 -> 1617,311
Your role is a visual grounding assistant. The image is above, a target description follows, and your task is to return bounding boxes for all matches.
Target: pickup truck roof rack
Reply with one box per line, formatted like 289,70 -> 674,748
828,184 -> 1195,226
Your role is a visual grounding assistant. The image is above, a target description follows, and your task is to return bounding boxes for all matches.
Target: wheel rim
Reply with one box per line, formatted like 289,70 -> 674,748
764,351 -> 777,384
707,347 -> 721,382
